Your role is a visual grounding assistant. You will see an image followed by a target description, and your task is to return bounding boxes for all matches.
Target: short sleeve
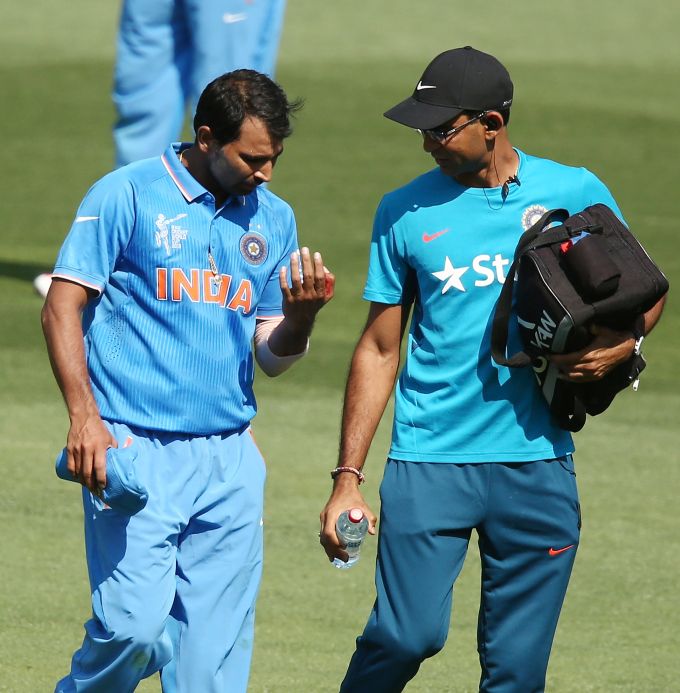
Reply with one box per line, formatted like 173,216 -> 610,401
256,203 -> 299,317
581,169 -> 626,224
363,197 -> 411,304
52,172 -> 136,293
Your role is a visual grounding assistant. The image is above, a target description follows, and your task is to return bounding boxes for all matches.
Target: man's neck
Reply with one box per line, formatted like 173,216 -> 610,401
454,143 -> 518,189
179,146 -> 229,207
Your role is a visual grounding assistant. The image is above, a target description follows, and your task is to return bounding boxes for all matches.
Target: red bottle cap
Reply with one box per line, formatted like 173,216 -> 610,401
348,508 -> 364,523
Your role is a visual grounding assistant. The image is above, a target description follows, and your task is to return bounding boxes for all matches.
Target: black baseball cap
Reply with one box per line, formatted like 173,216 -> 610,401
384,46 -> 514,130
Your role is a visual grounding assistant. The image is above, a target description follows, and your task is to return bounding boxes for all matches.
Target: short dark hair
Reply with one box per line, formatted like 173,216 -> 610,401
193,69 -> 303,145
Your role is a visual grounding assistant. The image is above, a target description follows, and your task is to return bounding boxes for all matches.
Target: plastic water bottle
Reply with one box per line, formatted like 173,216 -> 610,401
333,508 -> 369,569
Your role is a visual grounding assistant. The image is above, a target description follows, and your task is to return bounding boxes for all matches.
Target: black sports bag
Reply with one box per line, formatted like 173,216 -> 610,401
491,204 -> 668,432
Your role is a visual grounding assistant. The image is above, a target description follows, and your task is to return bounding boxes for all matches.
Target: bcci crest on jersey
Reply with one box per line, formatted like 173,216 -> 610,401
521,205 -> 549,231
240,232 -> 267,265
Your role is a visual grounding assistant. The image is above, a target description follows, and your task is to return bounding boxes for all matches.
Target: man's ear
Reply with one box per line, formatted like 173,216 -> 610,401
481,112 -> 503,142
196,125 -> 215,152
482,113 -> 502,132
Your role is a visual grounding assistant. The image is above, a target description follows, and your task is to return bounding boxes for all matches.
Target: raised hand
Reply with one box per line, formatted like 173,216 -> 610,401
279,247 -> 335,329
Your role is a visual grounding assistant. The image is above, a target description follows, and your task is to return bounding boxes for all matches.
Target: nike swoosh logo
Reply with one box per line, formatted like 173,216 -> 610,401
75,216 -> 99,223
548,544 -> 575,556
422,228 -> 450,243
416,81 -> 436,91
223,12 -> 247,23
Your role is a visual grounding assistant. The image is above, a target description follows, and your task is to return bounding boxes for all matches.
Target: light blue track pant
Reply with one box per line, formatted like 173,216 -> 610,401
55,422 -> 266,693
340,457 -> 581,693
113,0 -> 287,166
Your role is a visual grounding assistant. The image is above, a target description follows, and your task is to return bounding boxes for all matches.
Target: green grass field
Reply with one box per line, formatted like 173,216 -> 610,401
1,1 -> 679,691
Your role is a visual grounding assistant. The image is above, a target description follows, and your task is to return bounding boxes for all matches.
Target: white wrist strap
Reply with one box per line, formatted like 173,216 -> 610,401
254,317 -> 308,376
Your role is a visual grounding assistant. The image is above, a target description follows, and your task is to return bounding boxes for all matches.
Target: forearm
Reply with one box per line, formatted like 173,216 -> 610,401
41,297 -> 100,424
267,315 -> 312,356
253,316 -> 310,377
551,293 -> 669,381
319,339 -> 396,557
337,338 -> 400,476
319,302 -> 404,560
42,284 -> 117,490
606,293 -> 668,363
640,293 -> 667,336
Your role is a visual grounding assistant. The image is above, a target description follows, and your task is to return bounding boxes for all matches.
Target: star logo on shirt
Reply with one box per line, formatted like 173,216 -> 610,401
432,257 -> 469,293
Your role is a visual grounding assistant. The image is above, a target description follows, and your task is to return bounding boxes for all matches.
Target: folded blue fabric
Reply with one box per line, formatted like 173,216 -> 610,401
55,445 -> 148,515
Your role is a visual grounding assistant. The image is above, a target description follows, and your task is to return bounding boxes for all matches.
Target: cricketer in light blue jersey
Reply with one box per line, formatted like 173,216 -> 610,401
53,143 -> 298,434
320,47 -> 665,693
44,70 -> 334,693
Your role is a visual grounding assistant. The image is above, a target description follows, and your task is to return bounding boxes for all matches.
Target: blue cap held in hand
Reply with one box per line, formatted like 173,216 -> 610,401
55,445 -> 148,515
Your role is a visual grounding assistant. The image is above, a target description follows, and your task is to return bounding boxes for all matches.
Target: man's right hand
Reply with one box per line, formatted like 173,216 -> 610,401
66,415 -> 117,495
42,278 -> 115,497
319,476 -> 378,565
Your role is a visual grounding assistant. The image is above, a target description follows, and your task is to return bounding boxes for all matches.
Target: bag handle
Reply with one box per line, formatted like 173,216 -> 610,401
491,208 -> 569,368
511,208 -> 570,257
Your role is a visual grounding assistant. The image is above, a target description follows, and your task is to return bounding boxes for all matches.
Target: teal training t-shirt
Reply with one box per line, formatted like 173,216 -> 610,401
364,149 -> 623,463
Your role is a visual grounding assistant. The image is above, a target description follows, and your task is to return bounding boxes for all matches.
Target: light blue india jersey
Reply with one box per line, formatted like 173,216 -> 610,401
364,149 -> 623,463
53,144 -> 298,434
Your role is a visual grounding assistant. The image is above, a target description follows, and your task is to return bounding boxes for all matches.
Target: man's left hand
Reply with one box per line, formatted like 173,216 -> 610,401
549,325 -> 636,382
279,247 -> 335,329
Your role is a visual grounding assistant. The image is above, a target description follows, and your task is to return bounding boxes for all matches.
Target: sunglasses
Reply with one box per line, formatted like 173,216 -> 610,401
418,111 -> 488,144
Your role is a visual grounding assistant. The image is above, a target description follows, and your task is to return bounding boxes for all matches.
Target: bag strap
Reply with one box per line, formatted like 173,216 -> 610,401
514,208 -> 570,255
559,391 -> 587,432
491,209 -> 569,367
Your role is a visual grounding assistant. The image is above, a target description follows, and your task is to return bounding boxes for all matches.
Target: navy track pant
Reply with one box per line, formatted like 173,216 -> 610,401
340,457 -> 581,693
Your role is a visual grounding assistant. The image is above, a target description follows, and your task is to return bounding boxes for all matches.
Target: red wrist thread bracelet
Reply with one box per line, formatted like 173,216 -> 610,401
330,466 -> 365,484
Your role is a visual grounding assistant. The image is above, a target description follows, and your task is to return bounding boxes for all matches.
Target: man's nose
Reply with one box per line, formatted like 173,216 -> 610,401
255,161 -> 274,184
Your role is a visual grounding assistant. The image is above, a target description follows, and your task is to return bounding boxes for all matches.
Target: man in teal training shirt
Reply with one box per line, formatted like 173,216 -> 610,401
320,47 -> 666,692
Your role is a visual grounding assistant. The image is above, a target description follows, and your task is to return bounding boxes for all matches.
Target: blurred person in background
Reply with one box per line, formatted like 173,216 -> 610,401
114,0 -> 287,167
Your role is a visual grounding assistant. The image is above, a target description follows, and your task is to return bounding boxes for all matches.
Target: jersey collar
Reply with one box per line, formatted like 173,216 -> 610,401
161,143 -> 246,207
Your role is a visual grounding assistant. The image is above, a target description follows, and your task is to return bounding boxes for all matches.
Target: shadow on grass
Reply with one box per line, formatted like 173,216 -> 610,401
0,259 -> 50,284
